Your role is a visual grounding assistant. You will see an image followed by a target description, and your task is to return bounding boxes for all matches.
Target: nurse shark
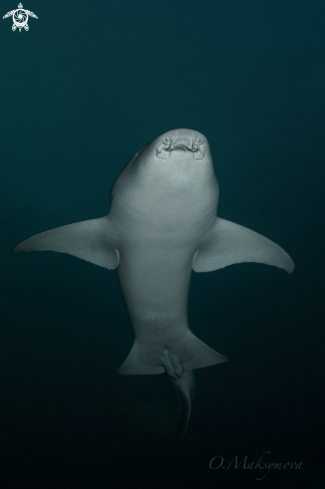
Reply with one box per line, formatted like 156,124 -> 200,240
14,128 -> 294,442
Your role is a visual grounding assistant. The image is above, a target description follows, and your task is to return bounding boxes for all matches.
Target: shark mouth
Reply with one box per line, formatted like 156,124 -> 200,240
170,144 -> 194,152
156,138 -> 206,160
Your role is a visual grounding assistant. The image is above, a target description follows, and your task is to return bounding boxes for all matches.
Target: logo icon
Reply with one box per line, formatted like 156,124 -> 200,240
3,3 -> 38,32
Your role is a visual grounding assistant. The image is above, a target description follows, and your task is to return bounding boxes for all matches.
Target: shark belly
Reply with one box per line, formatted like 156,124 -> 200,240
117,245 -> 193,343
116,231 -> 227,378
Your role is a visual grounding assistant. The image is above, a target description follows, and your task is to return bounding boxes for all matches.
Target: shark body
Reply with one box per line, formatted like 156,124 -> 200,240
14,128 -> 294,441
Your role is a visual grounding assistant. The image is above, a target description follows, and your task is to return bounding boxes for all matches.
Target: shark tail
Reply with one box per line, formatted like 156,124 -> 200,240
169,370 -> 196,443
117,332 -> 227,442
115,371 -> 196,444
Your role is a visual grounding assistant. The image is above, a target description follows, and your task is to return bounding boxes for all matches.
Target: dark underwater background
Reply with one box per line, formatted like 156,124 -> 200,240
1,0 -> 324,488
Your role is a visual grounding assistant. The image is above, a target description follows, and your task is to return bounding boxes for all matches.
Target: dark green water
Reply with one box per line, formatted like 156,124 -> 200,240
1,1 -> 324,488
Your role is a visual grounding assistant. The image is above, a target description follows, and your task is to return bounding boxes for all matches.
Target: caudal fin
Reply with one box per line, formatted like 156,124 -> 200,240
169,370 -> 196,444
115,371 -> 196,444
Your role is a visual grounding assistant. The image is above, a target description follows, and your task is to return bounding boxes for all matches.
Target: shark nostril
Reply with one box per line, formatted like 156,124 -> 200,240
156,137 -> 171,159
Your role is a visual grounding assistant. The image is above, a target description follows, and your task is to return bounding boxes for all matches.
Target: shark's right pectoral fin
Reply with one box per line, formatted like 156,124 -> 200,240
193,218 -> 294,274
13,217 -> 119,270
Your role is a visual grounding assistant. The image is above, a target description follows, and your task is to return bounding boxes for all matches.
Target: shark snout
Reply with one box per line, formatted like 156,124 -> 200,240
156,131 -> 206,161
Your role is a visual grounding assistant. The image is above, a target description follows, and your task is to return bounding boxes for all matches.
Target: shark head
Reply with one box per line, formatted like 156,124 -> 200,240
154,128 -> 207,161
136,128 -> 212,164
127,129 -> 215,189
110,129 -> 219,216
110,129 -> 219,231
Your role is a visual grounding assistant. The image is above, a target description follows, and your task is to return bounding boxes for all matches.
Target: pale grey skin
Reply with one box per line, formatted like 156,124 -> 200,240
14,128 -> 294,442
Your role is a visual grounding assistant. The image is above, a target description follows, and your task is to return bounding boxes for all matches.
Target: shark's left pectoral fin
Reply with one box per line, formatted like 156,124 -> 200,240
13,217 -> 119,270
193,218 -> 294,274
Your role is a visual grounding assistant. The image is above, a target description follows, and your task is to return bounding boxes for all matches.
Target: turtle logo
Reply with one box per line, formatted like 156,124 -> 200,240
3,3 -> 38,32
